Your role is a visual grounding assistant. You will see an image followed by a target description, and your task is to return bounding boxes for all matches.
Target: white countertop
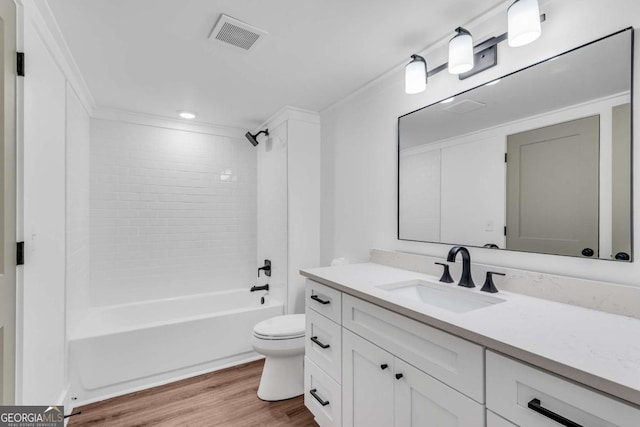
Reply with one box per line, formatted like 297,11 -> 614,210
300,262 -> 640,407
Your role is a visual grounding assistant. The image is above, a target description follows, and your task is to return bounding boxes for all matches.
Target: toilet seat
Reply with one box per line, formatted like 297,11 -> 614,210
253,314 -> 305,340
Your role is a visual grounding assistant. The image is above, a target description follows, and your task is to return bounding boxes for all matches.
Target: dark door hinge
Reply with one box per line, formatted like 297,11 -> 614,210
17,52 -> 24,77
503,226 -> 507,236
17,241 -> 24,265
504,153 -> 508,163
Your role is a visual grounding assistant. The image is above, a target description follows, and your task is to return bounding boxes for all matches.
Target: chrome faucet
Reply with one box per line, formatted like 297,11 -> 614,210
446,246 -> 475,288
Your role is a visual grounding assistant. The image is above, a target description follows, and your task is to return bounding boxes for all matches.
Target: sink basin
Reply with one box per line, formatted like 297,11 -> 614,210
378,279 -> 504,313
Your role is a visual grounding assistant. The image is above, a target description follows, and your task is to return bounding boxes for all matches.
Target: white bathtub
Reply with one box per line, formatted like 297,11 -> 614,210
69,289 -> 282,404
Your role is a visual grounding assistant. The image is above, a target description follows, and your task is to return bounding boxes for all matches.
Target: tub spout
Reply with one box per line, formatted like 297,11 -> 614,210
250,284 -> 269,292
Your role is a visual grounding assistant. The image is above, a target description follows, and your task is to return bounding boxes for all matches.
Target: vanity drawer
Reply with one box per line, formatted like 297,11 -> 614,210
306,307 -> 342,383
305,356 -> 342,427
306,279 -> 342,323
342,294 -> 484,403
487,411 -> 517,427
486,351 -> 640,427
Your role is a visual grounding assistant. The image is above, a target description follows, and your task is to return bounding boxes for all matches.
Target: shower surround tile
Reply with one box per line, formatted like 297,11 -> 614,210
90,119 -> 257,306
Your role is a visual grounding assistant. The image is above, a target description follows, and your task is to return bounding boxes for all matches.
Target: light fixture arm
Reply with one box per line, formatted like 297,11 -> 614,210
454,27 -> 472,37
424,14 -> 546,79
249,129 -> 269,139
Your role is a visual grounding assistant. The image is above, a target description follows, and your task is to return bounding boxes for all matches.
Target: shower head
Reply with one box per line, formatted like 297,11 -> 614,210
245,129 -> 269,146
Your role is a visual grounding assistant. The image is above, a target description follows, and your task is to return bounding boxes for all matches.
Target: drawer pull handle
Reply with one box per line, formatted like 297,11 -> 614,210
395,373 -> 403,380
380,364 -> 388,370
310,294 -> 330,305
310,336 -> 330,349
527,398 -> 583,427
310,388 -> 330,406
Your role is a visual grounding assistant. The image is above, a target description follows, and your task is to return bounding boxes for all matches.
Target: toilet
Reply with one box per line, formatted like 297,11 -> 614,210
251,314 -> 306,401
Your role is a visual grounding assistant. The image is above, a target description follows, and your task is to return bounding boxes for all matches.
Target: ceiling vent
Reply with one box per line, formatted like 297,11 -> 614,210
443,99 -> 486,114
208,14 -> 268,51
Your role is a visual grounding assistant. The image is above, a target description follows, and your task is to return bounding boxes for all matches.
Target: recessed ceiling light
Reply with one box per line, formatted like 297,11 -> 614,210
485,79 -> 501,86
441,97 -> 455,104
178,111 -> 197,119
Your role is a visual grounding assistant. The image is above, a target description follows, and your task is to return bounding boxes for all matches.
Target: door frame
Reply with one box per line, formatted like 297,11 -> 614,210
0,0 -> 17,405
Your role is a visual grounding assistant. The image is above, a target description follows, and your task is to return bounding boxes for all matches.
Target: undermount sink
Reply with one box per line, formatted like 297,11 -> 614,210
378,279 -> 505,313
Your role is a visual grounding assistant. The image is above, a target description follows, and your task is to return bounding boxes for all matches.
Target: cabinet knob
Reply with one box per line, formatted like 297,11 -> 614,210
380,364 -> 388,370
395,373 -> 403,380
581,248 -> 594,257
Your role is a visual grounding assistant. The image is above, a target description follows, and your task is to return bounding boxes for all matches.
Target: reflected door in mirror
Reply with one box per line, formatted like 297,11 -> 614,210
506,116 -> 599,257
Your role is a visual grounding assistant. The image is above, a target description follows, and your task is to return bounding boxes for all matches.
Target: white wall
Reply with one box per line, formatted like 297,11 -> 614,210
256,121 -> 288,307
441,137 -> 505,247
257,108 -> 321,313
21,3 -> 67,404
320,0 -> 640,287
66,85 -> 91,317
89,119 -> 256,306
399,149 -> 441,242
287,117 -> 321,313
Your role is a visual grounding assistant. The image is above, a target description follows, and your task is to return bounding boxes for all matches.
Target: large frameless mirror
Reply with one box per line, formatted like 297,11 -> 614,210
398,28 -> 633,261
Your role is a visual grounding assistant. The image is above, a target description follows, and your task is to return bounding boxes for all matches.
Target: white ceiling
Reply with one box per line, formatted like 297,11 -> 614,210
47,0 -> 506,130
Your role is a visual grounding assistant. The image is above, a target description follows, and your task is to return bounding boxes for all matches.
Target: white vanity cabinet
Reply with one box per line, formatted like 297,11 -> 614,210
342,329 -> 395,427
305,279 -> 485,427
343,329 -> 484,427
305,280 -> 343,427
342,294 -> 485,403
486,351 -> 640,427
303,278 -> 640,427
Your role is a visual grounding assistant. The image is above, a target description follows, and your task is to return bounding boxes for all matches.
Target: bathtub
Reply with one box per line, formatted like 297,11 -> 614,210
69,289 -> 282,404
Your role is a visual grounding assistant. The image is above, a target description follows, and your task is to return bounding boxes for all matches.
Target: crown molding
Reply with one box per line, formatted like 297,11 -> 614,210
19,0 -> 97,115
258,106 -> 320,131
92,107 -> 247,139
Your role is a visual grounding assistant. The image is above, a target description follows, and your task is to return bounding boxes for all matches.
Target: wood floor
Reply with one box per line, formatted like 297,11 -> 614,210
68,360 -> 316,427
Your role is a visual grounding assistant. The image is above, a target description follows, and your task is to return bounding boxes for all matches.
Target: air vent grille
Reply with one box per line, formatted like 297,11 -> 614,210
209,14 -> 268,51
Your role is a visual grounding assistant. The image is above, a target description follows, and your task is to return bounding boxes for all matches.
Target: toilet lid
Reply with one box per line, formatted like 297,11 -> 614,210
253,314 -> 305,338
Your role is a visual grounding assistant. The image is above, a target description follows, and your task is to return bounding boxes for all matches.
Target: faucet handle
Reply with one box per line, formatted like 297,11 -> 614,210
258,259 -> 272,277
481,271 -> 505,293
434,262 -> 454,284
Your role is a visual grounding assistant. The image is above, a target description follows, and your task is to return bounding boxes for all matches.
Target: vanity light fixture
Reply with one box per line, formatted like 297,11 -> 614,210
405,54 -> 427,94
178,111 -> 197,119
404,6 -> 545,94
448,27 -> 474,75
508,0 -> 542,47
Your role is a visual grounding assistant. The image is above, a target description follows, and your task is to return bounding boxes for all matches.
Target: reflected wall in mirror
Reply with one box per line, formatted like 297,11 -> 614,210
398,29 -> 633,261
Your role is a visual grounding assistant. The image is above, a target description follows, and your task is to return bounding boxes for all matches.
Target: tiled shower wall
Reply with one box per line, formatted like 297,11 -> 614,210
90,119 -> 256,306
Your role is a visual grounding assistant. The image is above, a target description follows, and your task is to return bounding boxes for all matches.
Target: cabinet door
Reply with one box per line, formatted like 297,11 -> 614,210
394,358 -> 484,427
343,329 -> 394,427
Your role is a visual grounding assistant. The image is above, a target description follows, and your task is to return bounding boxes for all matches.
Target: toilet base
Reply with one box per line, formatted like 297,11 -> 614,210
257,354 -> 304,401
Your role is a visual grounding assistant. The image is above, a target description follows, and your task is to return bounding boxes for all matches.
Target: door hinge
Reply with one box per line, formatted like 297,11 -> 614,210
504,153 -> 508,163
503,226 -> 507,236
17,241 -> 24,265
17,52 -> 24,77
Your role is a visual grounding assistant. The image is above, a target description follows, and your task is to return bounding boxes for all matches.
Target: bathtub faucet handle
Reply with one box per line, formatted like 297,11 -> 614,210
250,284 -> 269,292
258,259 -> 272,277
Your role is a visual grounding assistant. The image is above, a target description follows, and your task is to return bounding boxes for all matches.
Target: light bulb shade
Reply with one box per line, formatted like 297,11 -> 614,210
405,55 -> 427,94
508,0 -> 541,47
448,28 -> 474,75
